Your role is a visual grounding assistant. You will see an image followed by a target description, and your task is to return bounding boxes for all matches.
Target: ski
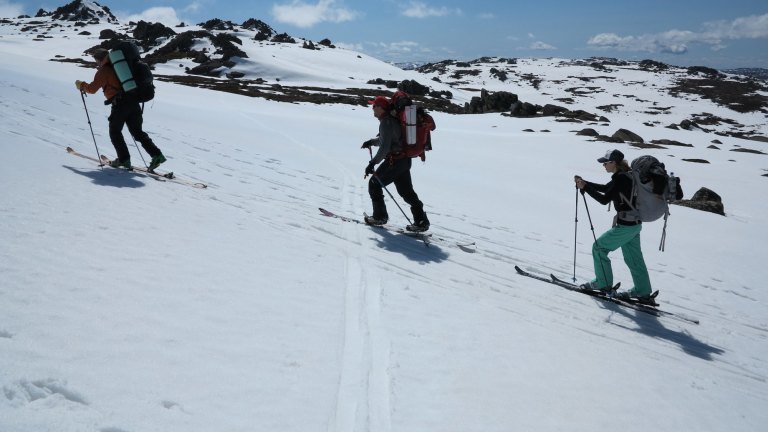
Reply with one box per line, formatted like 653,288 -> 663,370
99,154 -> 207,189
318,208 -> 476,252
65,147 -> 207,189
514,265 -> 699,325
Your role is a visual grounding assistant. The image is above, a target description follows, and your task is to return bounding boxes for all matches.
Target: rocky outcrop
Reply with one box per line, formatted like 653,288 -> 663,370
50,0 -> 118,24
675,187 -> 725,216
466,89 -> 519,114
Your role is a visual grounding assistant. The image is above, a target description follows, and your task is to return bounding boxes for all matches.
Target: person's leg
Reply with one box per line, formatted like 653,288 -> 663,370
591,225 -> 637,288
108,105 -> 130,161
125,104 -> 162,157
391,159 -> 428,225
620,226 -> 652,296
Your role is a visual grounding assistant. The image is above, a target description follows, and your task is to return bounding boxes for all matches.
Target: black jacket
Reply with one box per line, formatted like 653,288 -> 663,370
584,172 -> 635,215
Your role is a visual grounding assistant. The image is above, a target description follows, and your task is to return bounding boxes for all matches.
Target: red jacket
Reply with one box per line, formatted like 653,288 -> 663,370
82,64 -> 121,101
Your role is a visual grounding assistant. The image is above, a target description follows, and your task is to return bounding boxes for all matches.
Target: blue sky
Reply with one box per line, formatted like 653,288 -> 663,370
3,0 -> 767,68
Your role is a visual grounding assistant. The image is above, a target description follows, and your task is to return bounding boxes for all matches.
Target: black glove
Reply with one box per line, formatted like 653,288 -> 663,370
365,161 -> 376,177
361,138 -> 376,149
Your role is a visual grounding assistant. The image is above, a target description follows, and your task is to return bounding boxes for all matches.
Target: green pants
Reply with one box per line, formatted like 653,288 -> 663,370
591,224 -> 652,296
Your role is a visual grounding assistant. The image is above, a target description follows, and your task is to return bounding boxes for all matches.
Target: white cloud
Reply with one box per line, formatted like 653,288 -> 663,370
183,1 -> 203,14
121,7 -> 183,26
587,13 -> 768,55
401,1 -> 461,19
335,41 -> 364,52
271,0 -> 359,28
702,13 -> 768,40
0,0 -> 24,18
477,12 -> 494,20
530,41 -> 556,51
373,40 -> 420,54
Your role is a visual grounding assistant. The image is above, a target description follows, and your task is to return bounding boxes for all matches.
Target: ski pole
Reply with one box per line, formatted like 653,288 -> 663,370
130,134 -> 148,168
572,186 -> 579,282
80,91 -> 103,167
373,175 -> 413,225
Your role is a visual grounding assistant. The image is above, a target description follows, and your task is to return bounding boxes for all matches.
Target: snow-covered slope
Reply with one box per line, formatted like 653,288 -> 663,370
1,4 -> 768,432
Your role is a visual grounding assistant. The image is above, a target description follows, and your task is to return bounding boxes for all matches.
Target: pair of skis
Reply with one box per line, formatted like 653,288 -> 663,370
66,147 -> 207,189
514,265 -> 699,325
318,208 -> 476,252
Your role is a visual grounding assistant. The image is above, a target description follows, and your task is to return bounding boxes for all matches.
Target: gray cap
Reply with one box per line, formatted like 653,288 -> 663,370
597,149 -> 624,163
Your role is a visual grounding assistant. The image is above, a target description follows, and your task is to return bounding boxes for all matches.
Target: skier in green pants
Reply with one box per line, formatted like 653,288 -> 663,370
574,149 -> 653,303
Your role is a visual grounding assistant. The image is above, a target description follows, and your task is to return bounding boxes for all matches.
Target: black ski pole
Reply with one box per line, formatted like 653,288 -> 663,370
80,91 -> 103,168
572,186 -> 579,282
130,135 -> 148,168
373,175 -> 413,225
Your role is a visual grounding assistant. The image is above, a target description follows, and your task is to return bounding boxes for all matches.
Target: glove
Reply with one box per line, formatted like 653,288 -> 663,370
364,161 -> 376,177
361,138 -> 376,149
75,80 -> 84,91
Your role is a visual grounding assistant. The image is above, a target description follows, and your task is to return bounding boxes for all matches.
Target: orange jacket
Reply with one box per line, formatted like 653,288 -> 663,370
82,64 -> 121,101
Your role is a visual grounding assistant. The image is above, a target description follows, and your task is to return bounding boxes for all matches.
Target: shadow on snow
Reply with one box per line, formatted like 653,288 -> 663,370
368,228 -> 450,264
63,165 -> 148,188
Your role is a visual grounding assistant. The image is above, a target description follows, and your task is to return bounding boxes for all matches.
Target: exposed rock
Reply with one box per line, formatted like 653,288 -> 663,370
730,148 -> 766,155
687,66 -> 721,77
490,67 -> 508,82
675,187 -> 725,216
271,33 -> 296,43
576,128 -> 599,137
398,79 -> 430,96
367,78 -> 399,89
98,28 -> 119,39
612,128 -> 644,143
542,104 -> 568,116
669,76 -> 768,114
595,134 -> 625,143
649,139 -> 694,147
200,18 -> 234,31
242,18 -> 274,36
597,104 -> 623,112
682,159 -> 710,163
133,21 -> 176,49
51,0 -> 118,23
679,119 -> 699,130
559,109 -> 600,122
638,59 -> 669,71
466,89 -> 519,114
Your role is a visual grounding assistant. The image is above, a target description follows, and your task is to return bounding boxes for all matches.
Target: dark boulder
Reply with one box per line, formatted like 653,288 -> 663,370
675,187 -> 725,216
612,128 -> 644,143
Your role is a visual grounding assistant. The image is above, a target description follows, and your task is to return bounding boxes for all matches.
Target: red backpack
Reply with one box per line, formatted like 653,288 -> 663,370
390,91 -> 436,161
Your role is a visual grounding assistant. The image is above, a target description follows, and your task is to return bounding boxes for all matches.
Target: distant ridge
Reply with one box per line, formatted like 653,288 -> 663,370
722,68 -> 768,80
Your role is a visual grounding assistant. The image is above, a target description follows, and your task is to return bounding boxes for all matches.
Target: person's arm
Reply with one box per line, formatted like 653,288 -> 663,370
80,67 -> 108,95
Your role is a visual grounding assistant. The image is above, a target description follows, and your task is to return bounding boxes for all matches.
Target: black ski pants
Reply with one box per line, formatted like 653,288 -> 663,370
108,97 -> 161,161
368,157 -> 427,223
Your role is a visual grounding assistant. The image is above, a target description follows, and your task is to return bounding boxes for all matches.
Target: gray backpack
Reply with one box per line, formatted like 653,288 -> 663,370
619,155 -> 683,250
